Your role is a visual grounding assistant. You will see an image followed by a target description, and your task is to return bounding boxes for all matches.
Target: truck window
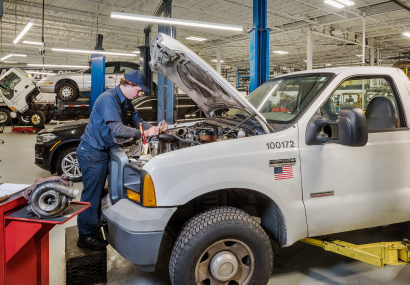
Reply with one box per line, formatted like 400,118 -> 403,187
119,62 -> 139,74
0,72 -> 21,100
105,62 -> 116,74
321,76 -> 403,131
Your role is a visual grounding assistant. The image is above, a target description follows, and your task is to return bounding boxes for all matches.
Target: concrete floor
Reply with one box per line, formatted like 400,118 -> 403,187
1,123 -> 410,285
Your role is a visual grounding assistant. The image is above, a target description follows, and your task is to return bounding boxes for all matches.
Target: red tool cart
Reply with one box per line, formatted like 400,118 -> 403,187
0,184 -> 89,285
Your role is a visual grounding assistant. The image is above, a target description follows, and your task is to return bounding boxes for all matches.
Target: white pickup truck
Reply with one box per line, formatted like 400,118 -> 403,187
101,33 -> 410,285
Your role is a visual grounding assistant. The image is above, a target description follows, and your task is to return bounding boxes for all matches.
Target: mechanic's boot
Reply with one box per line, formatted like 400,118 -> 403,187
77,236 -> 108,251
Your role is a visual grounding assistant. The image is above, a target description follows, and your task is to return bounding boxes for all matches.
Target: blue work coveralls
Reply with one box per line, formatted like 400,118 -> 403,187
76,85 -> 151,238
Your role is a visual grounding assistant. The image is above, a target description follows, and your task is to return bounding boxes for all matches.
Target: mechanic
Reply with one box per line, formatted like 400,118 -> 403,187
76,70 -> 168,250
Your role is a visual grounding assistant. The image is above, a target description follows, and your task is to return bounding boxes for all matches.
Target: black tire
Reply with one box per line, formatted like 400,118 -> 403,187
17,112 -> 30,125
56,146 -> 82,182
169,207 -> 273,285
56,82 -> 78,101
29,110 -> 46,128
0,108 -> 11,125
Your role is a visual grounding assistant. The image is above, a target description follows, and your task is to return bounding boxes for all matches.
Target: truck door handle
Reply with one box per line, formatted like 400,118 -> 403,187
14,90 -> 17,92
108,76 -> 114,79
25,85 -> 29,89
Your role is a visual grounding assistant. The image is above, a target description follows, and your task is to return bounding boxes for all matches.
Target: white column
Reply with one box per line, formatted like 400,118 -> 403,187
217,46 -> 222,74
362,17 -> 366,66
377,49 -> 380,66
307,29 -> 313,70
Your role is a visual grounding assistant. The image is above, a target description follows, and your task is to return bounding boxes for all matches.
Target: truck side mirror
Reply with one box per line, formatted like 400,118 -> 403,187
306,106 -> 368,147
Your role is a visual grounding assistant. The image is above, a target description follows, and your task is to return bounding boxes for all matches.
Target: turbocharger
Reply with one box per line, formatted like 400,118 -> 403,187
23,174 -> 80,218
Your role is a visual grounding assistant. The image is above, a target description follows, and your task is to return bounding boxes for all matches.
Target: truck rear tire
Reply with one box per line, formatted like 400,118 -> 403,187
57,83 -> 78,101
0,108 -> 11,125
169,207 -> 273,285
17,113 -> 30,125
29,110 -> 46,128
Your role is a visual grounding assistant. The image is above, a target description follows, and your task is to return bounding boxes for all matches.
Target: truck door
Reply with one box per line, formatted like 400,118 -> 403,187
105,62 -> 117,90
300,74 -> 410,237
0,70 -> 28,113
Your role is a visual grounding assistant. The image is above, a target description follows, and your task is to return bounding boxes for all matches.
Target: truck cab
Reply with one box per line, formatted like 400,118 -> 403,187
100,33 -> 410,285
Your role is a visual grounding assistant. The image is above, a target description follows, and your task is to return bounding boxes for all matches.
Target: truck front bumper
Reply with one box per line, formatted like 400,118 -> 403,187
101,195 -> 177,272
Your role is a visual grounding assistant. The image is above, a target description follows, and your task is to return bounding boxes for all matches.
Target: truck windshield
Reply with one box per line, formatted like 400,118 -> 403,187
238,73 -> 333,124
0,72 -> 21,100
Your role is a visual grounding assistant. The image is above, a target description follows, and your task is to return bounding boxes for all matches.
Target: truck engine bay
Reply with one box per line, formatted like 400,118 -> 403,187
122,115 -> 265,165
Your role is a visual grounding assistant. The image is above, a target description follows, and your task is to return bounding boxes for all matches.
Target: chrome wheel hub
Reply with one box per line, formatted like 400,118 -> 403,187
62,152 -> 81,178
60,86 -> 74,99
0,111 -> 7,123
31,114 -> 41,125
210,251 -> 239,281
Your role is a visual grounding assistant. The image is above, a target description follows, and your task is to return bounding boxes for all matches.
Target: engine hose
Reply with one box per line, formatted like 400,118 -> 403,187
159,133 -> 201,146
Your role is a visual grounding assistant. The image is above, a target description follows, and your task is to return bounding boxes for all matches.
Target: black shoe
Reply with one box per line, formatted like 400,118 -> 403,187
77,235 -> 108,251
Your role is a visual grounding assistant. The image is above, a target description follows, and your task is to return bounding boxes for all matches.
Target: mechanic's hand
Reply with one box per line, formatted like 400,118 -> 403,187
144,126 -> 160,137
158,120 -> 168,133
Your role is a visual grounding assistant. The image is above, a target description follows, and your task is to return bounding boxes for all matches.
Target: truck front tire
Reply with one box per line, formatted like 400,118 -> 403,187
0,108 -> 11,125
29,110 -> 46,128
169,207 -> 273,285
17,112 -> 30,125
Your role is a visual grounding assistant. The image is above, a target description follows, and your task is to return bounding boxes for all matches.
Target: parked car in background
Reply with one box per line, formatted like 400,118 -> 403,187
34,94 -> 205,181
37,61 -> 140,101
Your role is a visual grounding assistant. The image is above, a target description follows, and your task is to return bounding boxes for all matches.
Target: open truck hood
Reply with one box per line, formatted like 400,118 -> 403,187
149,33 -> 270,132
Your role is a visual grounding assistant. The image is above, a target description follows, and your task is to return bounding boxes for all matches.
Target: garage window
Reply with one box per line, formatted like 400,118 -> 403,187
321,76 -> 405,132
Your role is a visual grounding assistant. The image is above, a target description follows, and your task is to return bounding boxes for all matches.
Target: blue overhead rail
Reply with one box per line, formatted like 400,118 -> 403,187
250,0 -> 269,93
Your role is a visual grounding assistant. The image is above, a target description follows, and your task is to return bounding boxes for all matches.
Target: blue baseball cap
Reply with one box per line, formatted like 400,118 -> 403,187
124,70 -> 151,92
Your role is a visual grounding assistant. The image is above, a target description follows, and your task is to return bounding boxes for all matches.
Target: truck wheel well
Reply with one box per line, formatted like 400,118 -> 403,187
166,189 -> 287,247
50,141 -> 80,173
55,79 -> 79,94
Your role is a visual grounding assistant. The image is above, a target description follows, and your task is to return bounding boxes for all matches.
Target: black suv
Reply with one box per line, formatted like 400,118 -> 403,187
34,95 -> 204,181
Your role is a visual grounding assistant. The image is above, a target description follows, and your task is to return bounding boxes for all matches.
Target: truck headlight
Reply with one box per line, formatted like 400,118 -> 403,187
127,172 -> 156,207
37,133 -> 58,143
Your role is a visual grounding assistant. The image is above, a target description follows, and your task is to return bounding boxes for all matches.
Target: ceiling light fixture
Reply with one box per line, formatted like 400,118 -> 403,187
356,54 -> 363,57
25,71 -> 56,75
14,19 -> 34,44
23,41 -> 43,45
27,64 -> 88,68
132,51 -> 140,53
186,37 -> 207,41
324,0 -> 345,8
336,0 -> 354,6
111,12 -> 243,32
403,33 -> 410,37
211,59 -> 224,62
273,51 -> 289,54
1,54 -> 27,61
51,47 -> 137,57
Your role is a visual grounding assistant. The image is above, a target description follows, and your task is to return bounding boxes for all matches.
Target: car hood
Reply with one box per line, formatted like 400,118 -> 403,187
149,33 -> 269,131
38,119 -> 89,134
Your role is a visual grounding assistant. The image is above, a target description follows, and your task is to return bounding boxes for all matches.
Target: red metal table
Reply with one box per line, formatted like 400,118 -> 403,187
0,193 -> 89,285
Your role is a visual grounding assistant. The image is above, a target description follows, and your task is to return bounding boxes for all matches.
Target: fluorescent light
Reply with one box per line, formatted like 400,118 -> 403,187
403,33 -> 410,37
111,12 -> 243,32
273,51 -> 289,54
326,64 -> 333,66
356,54 -> 363,57
13,19 -> 34,44
324,0 -> 344,8
336,0 -> 354,6
186,37 -> 207,41
25,71 -> 56,75
27,64 -> 88,68
3,61 -> 17,64
132,51 -> 140,53
1,54 -> 27,60
52,47 -> 137,57
211,59 -> 224,62
23,41 -> 42,45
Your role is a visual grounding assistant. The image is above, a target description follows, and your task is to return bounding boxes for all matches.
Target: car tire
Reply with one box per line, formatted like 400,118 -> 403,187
169,206 -> 273,285
17,112 -> 30,125
57,83 -> 78,101
0,108 -> 11,125
56,146 -> 82,182
29,110 -> 46,128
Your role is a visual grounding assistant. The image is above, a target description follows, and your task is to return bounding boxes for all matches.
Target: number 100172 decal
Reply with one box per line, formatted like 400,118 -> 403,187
266,141 -> 295,149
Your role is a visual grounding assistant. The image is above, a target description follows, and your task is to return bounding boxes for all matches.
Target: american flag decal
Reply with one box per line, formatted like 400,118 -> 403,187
274,166 -> 294,180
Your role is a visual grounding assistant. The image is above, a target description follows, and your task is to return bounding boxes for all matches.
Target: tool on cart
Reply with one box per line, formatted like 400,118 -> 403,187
23,174 -> 80,218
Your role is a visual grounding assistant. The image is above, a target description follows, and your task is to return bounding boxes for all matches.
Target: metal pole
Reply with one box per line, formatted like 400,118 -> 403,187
217,46 -> 222,74
362,17 -> 366,66
307,29 -> 313,70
